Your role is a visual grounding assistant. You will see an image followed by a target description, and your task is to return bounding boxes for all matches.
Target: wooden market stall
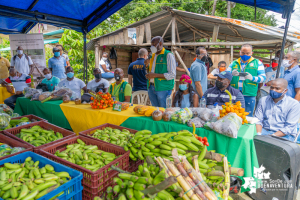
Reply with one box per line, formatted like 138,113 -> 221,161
87,7 -> 300,82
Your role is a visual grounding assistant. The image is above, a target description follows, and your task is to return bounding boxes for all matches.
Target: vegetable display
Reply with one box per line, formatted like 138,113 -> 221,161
87,127 -> 135,147
15,125 -> 64,147
55,139 -> 119,172
1,117 -> 32,130
90,92 -> 117,109
0,156 -> 70,200
0,144 -> 25,158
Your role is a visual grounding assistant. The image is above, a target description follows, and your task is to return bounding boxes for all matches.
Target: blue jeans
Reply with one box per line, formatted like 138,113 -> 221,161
244,96 -> 256,117
148,85 -> 172,108
260,128 -> 296,142
4,94 -> 24,110
101,72 -> 114,79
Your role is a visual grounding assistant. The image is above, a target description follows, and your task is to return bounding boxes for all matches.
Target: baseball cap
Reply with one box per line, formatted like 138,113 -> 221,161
214,71 -> 233,82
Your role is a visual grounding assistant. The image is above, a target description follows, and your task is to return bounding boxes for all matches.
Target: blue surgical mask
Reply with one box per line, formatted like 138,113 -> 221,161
67,72 -> 74,78
54,52 -> 60,57
179,84 -> 188,91
240,55 -> 251,62
270,89 -> 286,99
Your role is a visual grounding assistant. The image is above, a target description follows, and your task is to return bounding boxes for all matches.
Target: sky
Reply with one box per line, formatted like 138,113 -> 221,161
267,0 -> 300,46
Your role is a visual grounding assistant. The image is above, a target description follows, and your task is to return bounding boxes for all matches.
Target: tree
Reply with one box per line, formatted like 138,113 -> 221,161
212,0 -> 218,16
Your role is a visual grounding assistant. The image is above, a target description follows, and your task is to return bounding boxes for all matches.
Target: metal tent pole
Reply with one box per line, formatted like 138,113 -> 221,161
276,7 -> 292,78
83,32 -> 87,84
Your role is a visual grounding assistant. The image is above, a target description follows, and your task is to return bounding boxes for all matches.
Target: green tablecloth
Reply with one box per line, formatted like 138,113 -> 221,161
14,98 -> 71,129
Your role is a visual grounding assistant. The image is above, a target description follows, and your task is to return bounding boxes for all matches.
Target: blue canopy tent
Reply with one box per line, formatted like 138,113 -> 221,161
0,0 -> 132,82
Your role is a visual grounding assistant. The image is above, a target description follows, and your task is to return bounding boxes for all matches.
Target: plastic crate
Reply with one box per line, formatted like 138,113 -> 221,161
3,121 -> 76,153
0,134 -> 33,161
0,151 -> 83,200
11,114 -> 47,122
128,159 -> 144,173
39,135 -> 130,199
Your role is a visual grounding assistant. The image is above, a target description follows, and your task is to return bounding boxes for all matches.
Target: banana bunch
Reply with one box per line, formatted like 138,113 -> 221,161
15,125 -> 64,147
105,161 -> 182,200
124,130 -> 204,162
90,127 -> 135,147
0,156 -> 70,200
3,117 -> 30,130
55,139 -> 119,172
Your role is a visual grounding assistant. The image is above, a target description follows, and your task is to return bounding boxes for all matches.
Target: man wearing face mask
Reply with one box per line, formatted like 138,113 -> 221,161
255,78 -> 300,141
87,68 -> 109,93
58,67 -> 87,99
2,68 -> 31,109
145,36 -> 176,108
41,68 -> 60,92
10,46 -> 33,75
48,47 -> 67,80
203,71 -> 245,108
109,68 -> 132,102
99,52 -> 114,79
282,51 -> 300,101
190,47 -> 208,98
128,48 -> 148,91
227,44 -> 266,117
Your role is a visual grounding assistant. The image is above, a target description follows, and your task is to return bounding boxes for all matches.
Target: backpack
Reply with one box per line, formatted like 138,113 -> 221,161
13,54 -> 30,62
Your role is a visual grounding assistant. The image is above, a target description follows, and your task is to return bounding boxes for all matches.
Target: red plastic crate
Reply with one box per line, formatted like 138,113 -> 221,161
38,135 -> 130,199
0,134 -> 33,160
128,159 -> 144,173
11,114 -> 47,122
3,121 -> 75,153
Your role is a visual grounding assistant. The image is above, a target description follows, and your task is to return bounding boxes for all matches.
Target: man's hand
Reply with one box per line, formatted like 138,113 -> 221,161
145,73 -> 157,79
144,59 -> 150,67
232,69 -> 239,76
245,72 -> 253,81
15,91 -> 23,95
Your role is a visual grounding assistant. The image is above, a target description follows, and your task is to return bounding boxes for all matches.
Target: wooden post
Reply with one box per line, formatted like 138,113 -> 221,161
227,1 -> 231,18
171,17 -> 176,46
193,31 -> 196,52
230,46 -> 233,63
145,23 -> 151,43
174,50 -> 190,76
95,44 -> 99,68
123,29 -> 128,44
269,52 -> 273,66
138,25 -> 145,45
162,20 -> 172,39
99,46 -> 103,67
212,25 -> 219,42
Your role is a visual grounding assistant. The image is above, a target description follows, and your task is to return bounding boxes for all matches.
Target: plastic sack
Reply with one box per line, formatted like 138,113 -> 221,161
165,107 -> 181,115
190,108 -> 203,118
0,113 -> 11,129
51,87 -> 73,100
63,95 -> 70,103
31,92 -> 41,101
171,108 -> 193,124
211,113 -> 242,138
162,111 -> 172,122
10,147 -> 25,154
24,88 -> 42,98
198,108 -> 214,122
187,117 -> 206,128
38,92 -> 51,101
152,108 -> 163,121
0,104 -> 13,116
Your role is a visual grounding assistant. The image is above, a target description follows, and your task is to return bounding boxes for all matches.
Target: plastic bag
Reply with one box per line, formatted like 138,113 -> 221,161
211,113 -> 242,138
51,87 -> 73,100
198,108 -> 214,122
63,95 -> 70,103
38,92 -> 51,101
187,117 -> 206,128
0,113 -> 11,129
31,92 -> 41,101
171,108 -> 193,124
152,108 -> 163,121
0,104 -> 13,116
24,88 -> 42,98
211,105 -> 220,122
10,147 -> 25,154
190,108 -> 203,118
162,111 -> 172,122
165,107 -> 180,115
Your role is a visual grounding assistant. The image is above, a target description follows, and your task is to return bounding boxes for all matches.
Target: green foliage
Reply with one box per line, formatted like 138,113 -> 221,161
0,38 -> 11,61
59,12 -> 135,81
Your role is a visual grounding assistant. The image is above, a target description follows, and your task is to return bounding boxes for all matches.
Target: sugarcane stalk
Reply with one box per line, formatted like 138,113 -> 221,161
223,157 -> 230,200
205,171 -> 225,177
142,176 -> 178,195
188,151 -> 223,162
164,159 -> 200,200
41,95 -> 53,103
213,166 -> 244,177
193,155 -> 200,174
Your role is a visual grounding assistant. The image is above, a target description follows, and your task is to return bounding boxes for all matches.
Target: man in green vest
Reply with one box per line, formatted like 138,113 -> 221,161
227,44 -> 266,117
109,68 -> 132,102
145,36 -> 176,108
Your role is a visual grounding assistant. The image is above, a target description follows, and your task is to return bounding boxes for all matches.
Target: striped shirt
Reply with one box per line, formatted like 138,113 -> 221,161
5,74 -> 31,92
227,58 -> 266,92
150,52 -> 176,83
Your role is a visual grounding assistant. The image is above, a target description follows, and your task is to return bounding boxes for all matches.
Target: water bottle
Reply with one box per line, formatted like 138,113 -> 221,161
211,103 -> 220,122
200,97 -> 206,108
166,95 -> 172,108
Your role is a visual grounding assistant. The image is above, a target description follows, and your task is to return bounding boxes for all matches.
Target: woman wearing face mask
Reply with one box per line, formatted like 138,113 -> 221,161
58,66 -> 87,99
99,52 -> 114,79
172,74 -> 199,108
41,68 -> 60,92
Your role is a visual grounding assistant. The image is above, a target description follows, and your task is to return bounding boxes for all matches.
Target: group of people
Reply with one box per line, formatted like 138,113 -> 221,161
2,36 -> 300,142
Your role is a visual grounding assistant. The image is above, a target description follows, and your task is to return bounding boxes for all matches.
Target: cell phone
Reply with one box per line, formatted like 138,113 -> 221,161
239,72 -> 248,77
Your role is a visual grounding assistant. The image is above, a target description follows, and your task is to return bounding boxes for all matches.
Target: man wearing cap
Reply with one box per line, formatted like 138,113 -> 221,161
48,47 -> 67,80
203,71 -> 245,108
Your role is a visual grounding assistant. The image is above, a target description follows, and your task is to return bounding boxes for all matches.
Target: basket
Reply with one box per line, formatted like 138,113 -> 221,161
0,151 -> 83,200
128,159 -> 144,173
3,121 -> 76,153
0,134 -> 33,160
11,114 -> 47,122
38,135 -> 130,199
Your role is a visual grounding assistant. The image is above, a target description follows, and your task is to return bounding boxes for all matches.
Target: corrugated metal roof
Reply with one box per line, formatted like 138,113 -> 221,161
87,8 -> 300,50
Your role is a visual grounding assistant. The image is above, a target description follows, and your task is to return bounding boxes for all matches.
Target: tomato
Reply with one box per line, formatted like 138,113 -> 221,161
99,105 -> 103,109
103,94 -> 107,98
203,137 -> 208,143
90,103 -> 93,106
110,104 -> 114,107
103,105 -> 107,109
205,142 -> 209,146
104,100 -> 108,104
100,100 -> 104,104
108,100 -> 111,104
90,97 -> 94,100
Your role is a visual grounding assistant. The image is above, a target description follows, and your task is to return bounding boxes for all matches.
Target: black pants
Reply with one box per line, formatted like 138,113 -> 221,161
4,94 -> 24,110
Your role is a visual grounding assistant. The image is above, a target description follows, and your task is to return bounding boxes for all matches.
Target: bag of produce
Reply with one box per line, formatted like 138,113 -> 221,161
171,108 -> 193,124
165,107 -> 180,114
190,107 -> 203,118
63,95 -> 71,103
187,117 -> 206,128
162,111 -> 172,121
211,112 -> 242,138
24,88 -> 42,98
10,147 -> 25,154
152,107 -> 163,121
0,104 -> 13,116
38,92 -> 52,102
31,92 -> 41,101
198,108 -> 214,122
0,113 -> 11,129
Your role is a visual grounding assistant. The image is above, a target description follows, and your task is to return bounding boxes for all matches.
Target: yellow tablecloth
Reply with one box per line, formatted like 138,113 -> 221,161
0,87 -> 12,104
60,103 -> 142,134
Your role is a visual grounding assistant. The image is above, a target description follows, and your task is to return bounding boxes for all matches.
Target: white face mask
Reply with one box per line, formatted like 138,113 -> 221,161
102,57 -> 107,61
17,50 -> 23,55
150,38 -> 162,54
44,74 -> 52,80
282,59 -> 293,68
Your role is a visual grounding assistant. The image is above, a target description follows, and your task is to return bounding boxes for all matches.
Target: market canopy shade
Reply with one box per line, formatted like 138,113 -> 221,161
0,0 -> 132,34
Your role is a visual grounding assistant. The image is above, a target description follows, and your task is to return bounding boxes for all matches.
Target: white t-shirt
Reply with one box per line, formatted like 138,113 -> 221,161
99,59 -> 110,73
210,68 -> 219,75
87,79 -> 109,92
10,54 -> 33,75
58,77 -> 86,99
